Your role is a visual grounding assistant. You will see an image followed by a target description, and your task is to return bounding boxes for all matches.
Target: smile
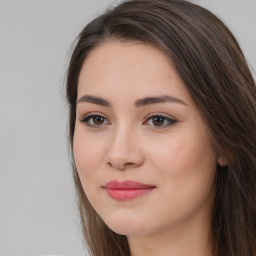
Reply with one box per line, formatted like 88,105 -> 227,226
104,180 -> 156,200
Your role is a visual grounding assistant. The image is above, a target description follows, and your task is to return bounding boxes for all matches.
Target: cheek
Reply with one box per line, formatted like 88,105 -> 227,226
142,130 -> 217,224
146,127 -> 217,200
149,127 -> 216,173
73,127 -> 106,189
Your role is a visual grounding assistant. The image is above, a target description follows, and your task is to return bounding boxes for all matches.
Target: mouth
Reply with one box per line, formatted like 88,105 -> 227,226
103,180 -> 156,201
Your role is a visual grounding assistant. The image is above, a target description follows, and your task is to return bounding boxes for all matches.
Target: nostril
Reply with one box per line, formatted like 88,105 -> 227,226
105,146 -> 144,170
124,162 -> 135,167
107,161 -> 135,170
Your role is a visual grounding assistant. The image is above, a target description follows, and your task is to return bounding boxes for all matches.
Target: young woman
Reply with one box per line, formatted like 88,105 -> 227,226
66,0 -> 256,255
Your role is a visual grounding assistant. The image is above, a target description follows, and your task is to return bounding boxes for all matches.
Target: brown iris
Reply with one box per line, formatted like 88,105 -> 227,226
152,116 -> 165,126
93,116 -> 105,125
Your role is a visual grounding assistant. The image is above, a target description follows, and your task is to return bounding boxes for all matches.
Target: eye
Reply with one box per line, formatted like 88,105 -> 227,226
143,114 -> 177,128
79,113 -> 110,128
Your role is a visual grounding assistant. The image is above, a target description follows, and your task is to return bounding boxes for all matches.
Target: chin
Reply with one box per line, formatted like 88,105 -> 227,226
102,213 -> 149,236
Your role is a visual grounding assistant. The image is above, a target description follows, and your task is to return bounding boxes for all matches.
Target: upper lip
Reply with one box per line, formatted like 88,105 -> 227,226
104,180 -> 156,189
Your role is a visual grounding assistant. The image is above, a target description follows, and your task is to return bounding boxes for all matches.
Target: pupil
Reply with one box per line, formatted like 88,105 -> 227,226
153,116 -> 164,126
93,116 -> 104,125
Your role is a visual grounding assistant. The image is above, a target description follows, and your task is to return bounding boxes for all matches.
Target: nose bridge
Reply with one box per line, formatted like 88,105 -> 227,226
105,120 -> 143,169
110,121 -> 134,157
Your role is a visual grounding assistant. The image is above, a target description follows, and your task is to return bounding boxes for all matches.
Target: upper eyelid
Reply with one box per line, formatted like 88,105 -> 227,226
79,113 -> 110,128
79,112 -> 109,120
78,111 -> 177,123
144,112 -> 177,121
79,112 -> 175,118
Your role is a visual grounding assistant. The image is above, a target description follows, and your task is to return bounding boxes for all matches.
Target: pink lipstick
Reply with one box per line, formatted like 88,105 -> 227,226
104,180 -> 155,200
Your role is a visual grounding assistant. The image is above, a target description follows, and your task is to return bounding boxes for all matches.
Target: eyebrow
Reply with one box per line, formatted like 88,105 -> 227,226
135,95 -> 188,107
77,95 -> 111,107
76,94 -> 187,107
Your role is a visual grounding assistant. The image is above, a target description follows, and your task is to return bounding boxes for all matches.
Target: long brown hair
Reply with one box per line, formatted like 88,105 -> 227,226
66,0 -> 256,255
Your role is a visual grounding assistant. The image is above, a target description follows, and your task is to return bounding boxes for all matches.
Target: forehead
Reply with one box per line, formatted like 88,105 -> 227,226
77,41 -> 192,104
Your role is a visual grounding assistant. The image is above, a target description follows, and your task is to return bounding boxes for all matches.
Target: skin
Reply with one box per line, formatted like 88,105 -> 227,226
73,41 -> 220,256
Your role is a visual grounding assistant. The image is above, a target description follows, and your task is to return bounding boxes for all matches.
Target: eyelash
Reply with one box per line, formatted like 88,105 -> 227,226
143,113 -> 177,129
79,112 -> 177,129
79,112 -> 110,128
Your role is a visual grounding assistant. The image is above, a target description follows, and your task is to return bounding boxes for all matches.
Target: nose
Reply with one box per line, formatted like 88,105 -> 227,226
104,126 -> 144,170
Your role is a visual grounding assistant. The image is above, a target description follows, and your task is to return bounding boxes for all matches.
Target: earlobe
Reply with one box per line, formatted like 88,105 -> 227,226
217,148 -> 234,167
217,155 -> 228,167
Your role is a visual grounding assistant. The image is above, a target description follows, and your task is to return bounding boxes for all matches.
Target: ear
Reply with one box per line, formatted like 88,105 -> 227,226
217,154 -> 228,167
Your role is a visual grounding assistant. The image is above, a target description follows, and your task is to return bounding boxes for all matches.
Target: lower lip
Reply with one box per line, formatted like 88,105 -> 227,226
105,188 -> 154,200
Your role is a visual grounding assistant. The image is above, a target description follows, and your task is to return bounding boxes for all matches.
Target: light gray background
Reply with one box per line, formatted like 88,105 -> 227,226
0,1 -> 255,256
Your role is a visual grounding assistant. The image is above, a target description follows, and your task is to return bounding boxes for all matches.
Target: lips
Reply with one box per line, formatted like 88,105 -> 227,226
104,180 -> 155,200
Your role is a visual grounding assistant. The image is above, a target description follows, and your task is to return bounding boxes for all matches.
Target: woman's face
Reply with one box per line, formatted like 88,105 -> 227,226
73,41 -> 218,237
